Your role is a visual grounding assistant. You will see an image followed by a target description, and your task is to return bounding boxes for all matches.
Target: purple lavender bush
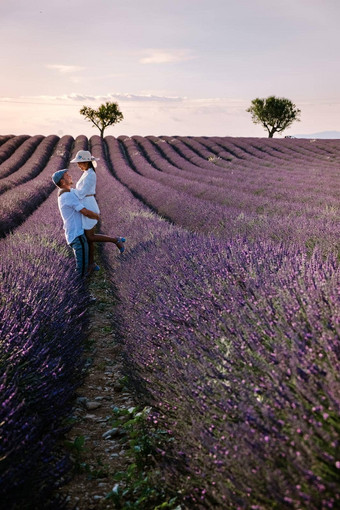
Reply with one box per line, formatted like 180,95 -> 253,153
1,133 -> 339,509
0,134 -> 14,146
106,136 -> 340,255
113,233 -> 340,509
0,135 -> 59,194
0,135 -> 30,165
89,135 -> 340,508
0,135 -> 73,238
0,136 -> 90,509
0,135 -> 45,179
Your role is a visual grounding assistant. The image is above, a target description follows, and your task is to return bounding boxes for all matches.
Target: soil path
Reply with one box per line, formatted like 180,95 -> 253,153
58,271 -> 136,510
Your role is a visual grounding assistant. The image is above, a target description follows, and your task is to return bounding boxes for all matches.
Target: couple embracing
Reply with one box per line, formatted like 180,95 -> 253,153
52,150 -> 125,277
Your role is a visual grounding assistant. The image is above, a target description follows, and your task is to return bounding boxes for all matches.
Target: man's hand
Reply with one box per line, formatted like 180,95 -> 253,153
80,208 -> 100,220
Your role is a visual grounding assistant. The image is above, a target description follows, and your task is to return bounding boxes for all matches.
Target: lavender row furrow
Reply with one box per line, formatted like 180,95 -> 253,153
168,135 -> 265,175
242,136 -> 339,160
90,136 -> 340,508
215,136 -> 340,169
152,136 -> 298,189
106,135 -> 248,236
90,135 -> 175,243
0,135 -> 30,165
183,136 -> 256,169
270,136 -> 340,158
108,137 -> 340,253
121,136 -> 235,200
128,137 -> 340,218
1,134 -> 339,508
159,135 -> 235,172
183,136 -> 335,179
0,135 -> 14,147
148,135 -> 234,176
0,135 -> 59,195
196,135 -> 303,168
0,137 -> 90,507
194,136 -> 340,197
177,135 -> 252,164
0,135 -> 45,179
114,233 -> 340,509
221,136 -> 319,163
165,135 -> 319,183
134,135 -> 231,184
0,135 -> 74,238
166,136 -> 340,202
122,137 -> 287,215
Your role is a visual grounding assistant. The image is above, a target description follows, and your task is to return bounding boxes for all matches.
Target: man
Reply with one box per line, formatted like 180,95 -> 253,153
52,169 -> 100,276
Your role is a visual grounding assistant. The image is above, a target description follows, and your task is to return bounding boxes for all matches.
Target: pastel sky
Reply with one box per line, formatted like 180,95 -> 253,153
1,0 -> 340,137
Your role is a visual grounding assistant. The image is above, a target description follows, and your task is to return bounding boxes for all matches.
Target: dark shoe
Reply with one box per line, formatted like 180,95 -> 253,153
87,262 -> 100,274
116,237 -> 126,253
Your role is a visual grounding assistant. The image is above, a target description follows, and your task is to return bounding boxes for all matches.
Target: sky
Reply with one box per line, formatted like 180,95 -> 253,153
1,0 -> 340,138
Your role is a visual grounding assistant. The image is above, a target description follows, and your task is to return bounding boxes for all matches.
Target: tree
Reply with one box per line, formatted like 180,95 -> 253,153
246,96 -> 301,138
80,101 -> 124,138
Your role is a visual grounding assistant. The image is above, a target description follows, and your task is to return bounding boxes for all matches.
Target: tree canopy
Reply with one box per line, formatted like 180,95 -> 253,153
80,101 -> 124,138
246,96 -> 301,138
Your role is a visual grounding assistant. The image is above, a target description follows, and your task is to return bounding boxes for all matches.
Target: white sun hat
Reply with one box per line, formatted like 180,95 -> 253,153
70,150 -> 99,167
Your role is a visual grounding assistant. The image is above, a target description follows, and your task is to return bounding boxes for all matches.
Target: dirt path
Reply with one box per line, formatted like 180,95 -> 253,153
58,271 -> 137,510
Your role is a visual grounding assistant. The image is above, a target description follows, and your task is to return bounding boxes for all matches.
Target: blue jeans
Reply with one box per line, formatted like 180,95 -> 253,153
70,234 -> 89,276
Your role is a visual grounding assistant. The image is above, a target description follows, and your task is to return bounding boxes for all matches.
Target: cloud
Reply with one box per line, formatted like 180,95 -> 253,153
0,92 -> 185,108
46,64 -> 86,74
112,93 -> 183,102
56,92 -> 184,103
139,49 -> 195,64
0,94 -> 246,110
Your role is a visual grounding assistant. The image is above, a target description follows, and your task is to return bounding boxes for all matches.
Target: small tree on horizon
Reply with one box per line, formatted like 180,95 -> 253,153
80,101 -> 124,138
246,96 -> 301,138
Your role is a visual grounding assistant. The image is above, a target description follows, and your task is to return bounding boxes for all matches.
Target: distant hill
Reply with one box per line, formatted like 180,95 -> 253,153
292,130 -> 340,139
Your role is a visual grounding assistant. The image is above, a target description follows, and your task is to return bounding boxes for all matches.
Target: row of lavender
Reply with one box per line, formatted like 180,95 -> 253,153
171,135 -> 340,168
0,135 -> 43,179
0,136 -> 72,237
1,134 -> 339,507
90,135 -> 339,508
106,136 -> 339,255
120,135 -> 339,214
0,135 -> 59,194
0,135 -> 30,166
149,135 -> 339,195
0,136 -> 91,508
0,134 -> 14,147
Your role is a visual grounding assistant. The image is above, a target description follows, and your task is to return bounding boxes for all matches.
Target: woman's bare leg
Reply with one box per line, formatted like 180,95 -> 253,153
85,227 -> 124,251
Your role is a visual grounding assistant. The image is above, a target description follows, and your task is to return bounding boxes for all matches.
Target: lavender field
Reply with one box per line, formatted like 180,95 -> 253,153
0,134 -> 339,509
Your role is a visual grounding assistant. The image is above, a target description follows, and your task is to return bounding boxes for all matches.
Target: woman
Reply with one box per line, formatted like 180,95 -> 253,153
70,150 -> 125,272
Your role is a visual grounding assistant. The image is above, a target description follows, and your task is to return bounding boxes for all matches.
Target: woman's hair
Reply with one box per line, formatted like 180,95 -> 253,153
81,161 -> 96,172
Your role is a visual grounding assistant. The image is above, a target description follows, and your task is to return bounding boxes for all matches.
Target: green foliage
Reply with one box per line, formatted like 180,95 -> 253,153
246,95 -> 301,137
63,435 -> 87,472
80,101 -> 123,138
64,436 -> 109,478
105,406 -> 178,509
79,458 -> 110,480
64,435 -> 86,454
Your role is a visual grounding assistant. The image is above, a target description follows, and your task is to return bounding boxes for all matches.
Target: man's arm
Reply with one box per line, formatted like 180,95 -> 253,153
80,208 -> 100,221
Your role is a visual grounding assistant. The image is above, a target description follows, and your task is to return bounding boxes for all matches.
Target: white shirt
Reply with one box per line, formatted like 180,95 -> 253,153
74,168 -> 100,230
58,191 -> 85,244
75,168 -> 97,198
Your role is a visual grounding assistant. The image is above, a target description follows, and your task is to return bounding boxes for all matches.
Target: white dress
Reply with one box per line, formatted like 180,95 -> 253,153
74,168 -> 100,230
